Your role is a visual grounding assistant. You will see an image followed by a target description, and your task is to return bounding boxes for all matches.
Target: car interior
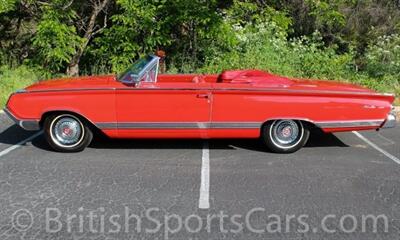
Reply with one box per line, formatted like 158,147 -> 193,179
156,70 -> 266,84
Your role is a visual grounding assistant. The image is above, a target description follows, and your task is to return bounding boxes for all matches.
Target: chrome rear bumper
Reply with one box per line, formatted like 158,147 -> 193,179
3,108 -> 40,131
382,112 -> 397,129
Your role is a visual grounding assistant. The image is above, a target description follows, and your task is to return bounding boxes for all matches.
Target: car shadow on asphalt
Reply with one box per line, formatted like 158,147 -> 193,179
306,129 -> 349,148
0,124 -> 39,145
208,129 -> 348,153
86,128 -> 348,153
0,124 -> 348,153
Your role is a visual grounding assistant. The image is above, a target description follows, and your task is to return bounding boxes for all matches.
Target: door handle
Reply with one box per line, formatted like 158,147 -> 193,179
197,94 -> 210,99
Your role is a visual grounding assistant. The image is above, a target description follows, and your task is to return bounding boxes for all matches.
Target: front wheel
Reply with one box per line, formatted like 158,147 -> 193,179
44,114 -> 93,152
261,120 -> 310,153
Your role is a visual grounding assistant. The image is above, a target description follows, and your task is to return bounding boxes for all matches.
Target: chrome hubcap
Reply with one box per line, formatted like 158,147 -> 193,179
271,120 -> 300,146
51,116 -> 83,147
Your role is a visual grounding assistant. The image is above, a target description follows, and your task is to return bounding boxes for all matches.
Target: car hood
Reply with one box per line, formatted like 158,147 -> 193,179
25,75 -> 116,92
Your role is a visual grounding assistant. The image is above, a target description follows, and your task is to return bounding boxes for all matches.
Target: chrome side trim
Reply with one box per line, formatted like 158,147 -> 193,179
96,123 -> 118,129
19,86 -> 391,98
16,89 -> 27,93
17,88 -> 116,94
118,122 -> 202,129
212,88 -> 391,97
211,122 -> 261,129
116,88 -> 391,97
95,120 -> 384,130
4,108 -> 41,131
95,122 -> 262,130
315,120 -> 384,129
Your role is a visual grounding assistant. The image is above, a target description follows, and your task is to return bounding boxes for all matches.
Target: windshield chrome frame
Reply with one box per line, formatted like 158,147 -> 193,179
119,55 -> 160,85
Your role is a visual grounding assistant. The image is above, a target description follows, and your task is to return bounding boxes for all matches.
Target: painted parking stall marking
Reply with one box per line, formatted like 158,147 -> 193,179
376,132 -> 396,145
0,131 -> 43,158
353,131 -> 400,165
199,141 -> 210,209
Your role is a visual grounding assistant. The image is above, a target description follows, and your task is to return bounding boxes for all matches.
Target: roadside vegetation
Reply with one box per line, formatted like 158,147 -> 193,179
0,65 -> 42,107
1,0 -> 400,106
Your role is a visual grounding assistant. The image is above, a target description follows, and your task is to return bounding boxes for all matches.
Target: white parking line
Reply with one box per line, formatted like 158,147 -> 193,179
376,133 -> 396,145
353,131 -> 400,165
199,141 -> 210,209
0,131 -> 43,158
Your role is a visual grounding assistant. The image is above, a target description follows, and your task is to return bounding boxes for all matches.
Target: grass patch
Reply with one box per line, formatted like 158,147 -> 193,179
0,65 -> 43,107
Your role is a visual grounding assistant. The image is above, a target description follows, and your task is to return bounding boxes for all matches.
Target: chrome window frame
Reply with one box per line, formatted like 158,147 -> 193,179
119,55 -> 160,85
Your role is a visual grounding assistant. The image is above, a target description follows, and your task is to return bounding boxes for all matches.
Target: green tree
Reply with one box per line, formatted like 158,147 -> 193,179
30,0 -> 111,75
91,0 -> 226,73
0,0 -> 17,13
90,0 -> 169,72
32,4 -> 84,72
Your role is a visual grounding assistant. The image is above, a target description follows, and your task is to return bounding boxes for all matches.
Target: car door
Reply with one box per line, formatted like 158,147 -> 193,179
209,82 -> 263,138
115,81 -> 212,138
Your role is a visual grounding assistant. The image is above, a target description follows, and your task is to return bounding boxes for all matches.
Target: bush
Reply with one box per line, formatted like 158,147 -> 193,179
365,34 -> 400,78
200,21 -> 351,79
0,65 -> 44,107
199,19 -> 399,97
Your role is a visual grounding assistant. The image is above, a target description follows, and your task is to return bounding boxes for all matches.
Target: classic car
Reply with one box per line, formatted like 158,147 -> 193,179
4,55 -> 397,153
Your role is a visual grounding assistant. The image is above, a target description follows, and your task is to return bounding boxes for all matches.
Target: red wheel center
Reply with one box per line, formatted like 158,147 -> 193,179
63,127 -> 72,135
282,127 -> 292,137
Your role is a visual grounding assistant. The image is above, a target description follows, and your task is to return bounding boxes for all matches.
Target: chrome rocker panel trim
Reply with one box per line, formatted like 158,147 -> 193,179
95,120 -> 386,130
4,108 -> 41,131
96,122 -> 262,130
315,120 -> 384,129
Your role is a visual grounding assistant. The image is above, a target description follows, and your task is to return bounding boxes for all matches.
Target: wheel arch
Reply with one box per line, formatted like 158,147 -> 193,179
40,110 -> 100,132
260,118 -> 319,134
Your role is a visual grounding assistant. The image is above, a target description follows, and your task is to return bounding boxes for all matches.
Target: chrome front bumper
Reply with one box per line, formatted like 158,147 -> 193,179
382,112 -> 397,129
3,108 -> 41,131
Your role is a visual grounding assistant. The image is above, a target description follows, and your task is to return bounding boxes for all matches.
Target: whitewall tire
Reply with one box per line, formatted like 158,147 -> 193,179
262,120 -> 310,153
44,114 -> 93,152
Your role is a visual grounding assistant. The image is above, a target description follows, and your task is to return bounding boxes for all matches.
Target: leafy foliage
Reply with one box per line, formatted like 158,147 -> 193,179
0,0 -> 17,13
365,34 -> 400,78
90,0 -> 170,72
32,6 -> 84,71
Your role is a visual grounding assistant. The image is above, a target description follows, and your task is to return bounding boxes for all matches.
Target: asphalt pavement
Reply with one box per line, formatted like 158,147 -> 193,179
0,112 -> 399,240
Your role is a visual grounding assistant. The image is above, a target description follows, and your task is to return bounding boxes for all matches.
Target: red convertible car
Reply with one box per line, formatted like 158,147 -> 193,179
4,55 -> 397,153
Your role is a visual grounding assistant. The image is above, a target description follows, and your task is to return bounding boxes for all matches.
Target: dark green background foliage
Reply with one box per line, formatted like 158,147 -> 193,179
0,0 -> 399,105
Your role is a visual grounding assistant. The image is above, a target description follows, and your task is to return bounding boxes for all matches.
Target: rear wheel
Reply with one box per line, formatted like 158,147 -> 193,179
44,114 -> 93,152
262,120 -> 310,153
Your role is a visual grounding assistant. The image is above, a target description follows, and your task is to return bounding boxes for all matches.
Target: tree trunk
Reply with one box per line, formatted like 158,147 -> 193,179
67,62 -> 80,77
66,0 -> 110,76
67,40 -> 86,76
67,54 -> 81,77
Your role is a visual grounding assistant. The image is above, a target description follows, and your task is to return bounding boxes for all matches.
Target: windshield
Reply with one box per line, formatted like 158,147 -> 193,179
118,55 -> 159,83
